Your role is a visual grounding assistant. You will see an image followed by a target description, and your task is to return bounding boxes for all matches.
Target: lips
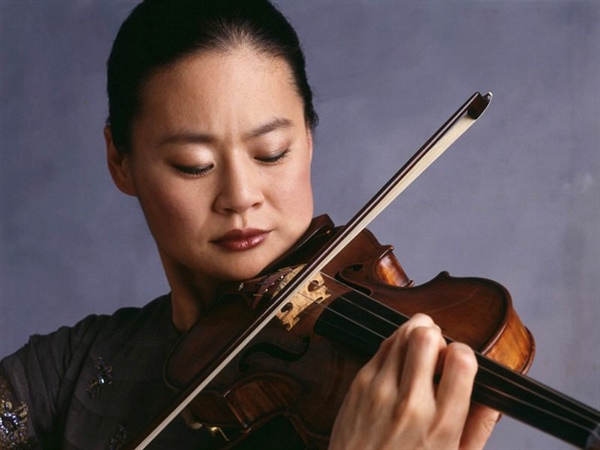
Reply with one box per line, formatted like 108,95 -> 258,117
212,229 -> 270,251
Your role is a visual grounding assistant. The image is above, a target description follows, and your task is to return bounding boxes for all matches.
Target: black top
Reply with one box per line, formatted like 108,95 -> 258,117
1,295 -> 308,449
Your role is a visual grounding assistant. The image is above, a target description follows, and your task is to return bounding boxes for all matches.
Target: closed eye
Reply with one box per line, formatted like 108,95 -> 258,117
256,148 -> 290,164
173,164 -> 213,177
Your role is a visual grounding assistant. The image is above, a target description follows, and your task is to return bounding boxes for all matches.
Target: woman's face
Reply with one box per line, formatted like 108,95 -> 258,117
117,47 -> 314,287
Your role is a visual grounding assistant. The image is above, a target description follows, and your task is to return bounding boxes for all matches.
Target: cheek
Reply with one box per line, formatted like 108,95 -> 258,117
137,179 -> 203,237
280,159 -> 314,217
298,165 -> 314,210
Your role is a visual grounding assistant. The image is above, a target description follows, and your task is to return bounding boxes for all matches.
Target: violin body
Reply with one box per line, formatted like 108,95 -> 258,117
164,215 -> 535,448
128,94 -> 598,450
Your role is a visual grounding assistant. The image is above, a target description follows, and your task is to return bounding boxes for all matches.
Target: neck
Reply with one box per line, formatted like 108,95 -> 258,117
159,250 -> 221,333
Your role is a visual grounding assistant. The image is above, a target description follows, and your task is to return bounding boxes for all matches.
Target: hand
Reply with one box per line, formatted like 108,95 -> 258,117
329,313 -> 499,450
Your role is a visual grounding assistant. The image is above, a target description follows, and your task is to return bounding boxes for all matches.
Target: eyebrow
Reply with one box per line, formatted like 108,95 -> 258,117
158,117 -> 294,147
244,117 -> 293,139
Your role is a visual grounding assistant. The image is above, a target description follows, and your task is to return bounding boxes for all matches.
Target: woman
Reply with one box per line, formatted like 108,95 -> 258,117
0,1 -> 498,448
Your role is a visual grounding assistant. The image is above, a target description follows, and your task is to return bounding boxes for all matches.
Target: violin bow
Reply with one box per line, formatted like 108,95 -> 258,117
127,91 -> 492,449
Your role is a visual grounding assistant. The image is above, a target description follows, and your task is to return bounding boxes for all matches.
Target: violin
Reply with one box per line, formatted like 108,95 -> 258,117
126,93 -> 600,449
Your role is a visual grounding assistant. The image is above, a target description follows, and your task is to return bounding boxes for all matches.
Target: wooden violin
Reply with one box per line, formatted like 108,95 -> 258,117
127,93 -> 600,449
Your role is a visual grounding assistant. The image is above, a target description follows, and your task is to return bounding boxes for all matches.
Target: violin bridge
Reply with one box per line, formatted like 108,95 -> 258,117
273,266 -> 331,331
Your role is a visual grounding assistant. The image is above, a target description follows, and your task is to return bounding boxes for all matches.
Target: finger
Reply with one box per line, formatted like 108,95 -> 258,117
329,317 -> 425,448
459,404 -> 500,450
353,326 -> 396,383
378,313 -> 437,381
348,314 -> 438,412
397,322 -> 446,404
365,313 -> 437,381
342,321 -> 402,409
435,342 -> 478,441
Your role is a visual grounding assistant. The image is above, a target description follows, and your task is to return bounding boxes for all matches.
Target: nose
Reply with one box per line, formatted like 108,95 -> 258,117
213,159 -> 264,215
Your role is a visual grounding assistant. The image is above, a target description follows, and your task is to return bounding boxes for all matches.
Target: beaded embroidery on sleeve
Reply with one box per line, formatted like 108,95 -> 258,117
0,371 -> 34,449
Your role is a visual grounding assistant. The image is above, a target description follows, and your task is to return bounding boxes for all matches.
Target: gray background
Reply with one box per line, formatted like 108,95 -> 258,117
1,1 -> 598,449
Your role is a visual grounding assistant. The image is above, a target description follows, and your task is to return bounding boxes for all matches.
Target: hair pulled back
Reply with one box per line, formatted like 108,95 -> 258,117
107,0 -> 318,153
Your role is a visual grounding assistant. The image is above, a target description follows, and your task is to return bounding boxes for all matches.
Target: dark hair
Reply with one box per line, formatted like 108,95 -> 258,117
107,0 -> 318,153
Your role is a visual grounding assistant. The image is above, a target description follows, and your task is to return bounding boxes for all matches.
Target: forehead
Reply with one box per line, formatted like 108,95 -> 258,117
133,47 -> 304,138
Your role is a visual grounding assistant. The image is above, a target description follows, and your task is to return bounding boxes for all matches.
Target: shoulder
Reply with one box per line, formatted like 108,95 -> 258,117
23,294 -> 173,363
1,294 -> 174,393
0,295 -> 176,447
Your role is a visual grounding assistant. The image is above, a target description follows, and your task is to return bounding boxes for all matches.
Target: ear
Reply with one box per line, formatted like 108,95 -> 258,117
104,125 -> 137,196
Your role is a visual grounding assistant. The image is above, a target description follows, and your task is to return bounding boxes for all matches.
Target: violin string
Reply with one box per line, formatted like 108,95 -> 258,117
293,282 -> 600,442
317,276 -> 600,431
314,273 -> 599,413
285,274 -> 600,437
470,378 -> 600,441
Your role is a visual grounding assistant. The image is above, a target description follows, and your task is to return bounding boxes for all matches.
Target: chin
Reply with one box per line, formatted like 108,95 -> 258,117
218,260 -> 270,283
